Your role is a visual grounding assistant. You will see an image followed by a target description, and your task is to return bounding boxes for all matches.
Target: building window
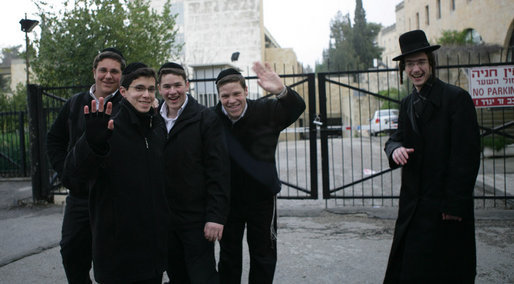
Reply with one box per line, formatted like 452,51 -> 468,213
437,0 -> 441,19
425,5 -> 430,25
451,0 -> 456,11
416,12 -> 420,29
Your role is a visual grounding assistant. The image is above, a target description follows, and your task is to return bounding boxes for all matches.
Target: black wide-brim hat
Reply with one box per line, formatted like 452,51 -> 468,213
392,30 -> 440,61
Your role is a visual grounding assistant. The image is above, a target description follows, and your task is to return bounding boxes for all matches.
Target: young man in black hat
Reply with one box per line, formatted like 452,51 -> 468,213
213,62 -> 305,284
157,62 -> 230,283
383,30 -> 480,283
46,48 -> 125,284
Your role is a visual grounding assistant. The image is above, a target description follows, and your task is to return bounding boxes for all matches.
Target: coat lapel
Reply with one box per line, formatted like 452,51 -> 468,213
167,95 -> 202,138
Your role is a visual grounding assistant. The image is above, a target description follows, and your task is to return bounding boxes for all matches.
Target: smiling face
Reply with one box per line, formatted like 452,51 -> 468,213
158,73 -> 189,118
218,81 -> 248,120
93,58 -> 122,98
404,52 -> 432,92
120,76 -> 156,113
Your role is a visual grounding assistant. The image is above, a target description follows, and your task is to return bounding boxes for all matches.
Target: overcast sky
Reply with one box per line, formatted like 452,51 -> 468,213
1,0 -> 402,67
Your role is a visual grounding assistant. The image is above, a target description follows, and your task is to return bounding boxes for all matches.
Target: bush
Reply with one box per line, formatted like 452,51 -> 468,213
481,136 -> 513,151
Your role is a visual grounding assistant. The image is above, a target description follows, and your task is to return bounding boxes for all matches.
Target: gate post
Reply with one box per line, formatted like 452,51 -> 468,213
317,74 -> 330,199
27,84 -> 51,202
307,73 -> 318,199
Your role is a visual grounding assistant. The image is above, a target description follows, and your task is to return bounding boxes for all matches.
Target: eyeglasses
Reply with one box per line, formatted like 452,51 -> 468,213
405,59 -> 428,68
128,85 -> 157,93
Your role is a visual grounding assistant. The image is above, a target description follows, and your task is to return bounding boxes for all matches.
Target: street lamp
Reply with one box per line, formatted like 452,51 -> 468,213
19,14 -> 39,86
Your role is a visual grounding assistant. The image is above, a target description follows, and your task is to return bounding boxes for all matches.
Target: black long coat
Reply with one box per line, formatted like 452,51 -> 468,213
63,99 -> 169,283
161,95 -> 230,226
383,78 -> 480,283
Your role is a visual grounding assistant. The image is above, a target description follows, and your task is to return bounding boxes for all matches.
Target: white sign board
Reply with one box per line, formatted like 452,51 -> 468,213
468,65 -> 514,108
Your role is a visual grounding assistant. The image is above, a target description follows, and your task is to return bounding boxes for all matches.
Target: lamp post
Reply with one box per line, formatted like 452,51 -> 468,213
19,14 -> 39,86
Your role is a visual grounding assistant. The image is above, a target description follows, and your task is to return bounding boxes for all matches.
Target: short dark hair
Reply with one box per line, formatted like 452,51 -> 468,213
216,74 -> 247,92
92,51 -> 126,71
398,51 -> 437,84
121,67 -> 156,89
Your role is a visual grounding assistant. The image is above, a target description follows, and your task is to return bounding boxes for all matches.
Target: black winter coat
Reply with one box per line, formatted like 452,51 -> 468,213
212,87 -> 306,205
161,95 -> 230,226
63,99 -> 170,283
383,78 -> 480,283
47,90 -> 122,198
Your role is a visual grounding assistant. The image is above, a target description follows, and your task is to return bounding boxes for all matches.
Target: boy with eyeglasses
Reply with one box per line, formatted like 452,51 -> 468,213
62,63 -> 169,283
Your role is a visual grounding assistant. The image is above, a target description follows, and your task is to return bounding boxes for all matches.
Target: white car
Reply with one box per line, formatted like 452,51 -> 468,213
369,109 -> 399,136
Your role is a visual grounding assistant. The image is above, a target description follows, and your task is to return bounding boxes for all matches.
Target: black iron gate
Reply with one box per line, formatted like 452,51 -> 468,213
16,59 -> 514,207
316,59 -> 514,207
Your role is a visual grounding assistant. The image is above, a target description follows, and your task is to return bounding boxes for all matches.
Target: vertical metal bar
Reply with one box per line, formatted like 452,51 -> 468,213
19,111 -> 27,177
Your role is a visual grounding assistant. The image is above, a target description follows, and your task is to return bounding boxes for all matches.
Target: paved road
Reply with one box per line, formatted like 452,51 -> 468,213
0,179 -> 513,283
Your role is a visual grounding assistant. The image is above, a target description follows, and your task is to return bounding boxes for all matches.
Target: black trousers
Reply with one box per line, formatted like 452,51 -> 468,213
101,273 -> 163,284
167,224 -> 219,284
60,194 -> 92,284
219,198 -> 277,284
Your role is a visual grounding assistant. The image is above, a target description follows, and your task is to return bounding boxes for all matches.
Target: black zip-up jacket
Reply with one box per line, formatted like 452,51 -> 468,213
212,87 -> 306,205
47,90 -> 122,198
161,95 -> 230,227
62,99 -> 170,283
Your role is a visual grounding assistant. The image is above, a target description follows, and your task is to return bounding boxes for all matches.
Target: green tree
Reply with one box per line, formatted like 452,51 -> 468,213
437,30 -> 473,45
316,0 -> 383,72
32,0 -> 182,87
378,87 -> 408,110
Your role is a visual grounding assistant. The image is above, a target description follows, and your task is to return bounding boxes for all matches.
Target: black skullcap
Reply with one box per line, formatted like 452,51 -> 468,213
216,68 -> 242,84
123,62 -> 148,75
101,47 -> 124,59
158,62 -> 184,74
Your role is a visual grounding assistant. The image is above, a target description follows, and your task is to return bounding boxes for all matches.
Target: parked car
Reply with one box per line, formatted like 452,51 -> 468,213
369,109 -> 399,136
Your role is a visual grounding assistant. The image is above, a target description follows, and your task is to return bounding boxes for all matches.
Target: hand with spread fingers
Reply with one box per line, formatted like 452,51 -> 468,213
252,62 -> 285,94
84,97 -> 114,154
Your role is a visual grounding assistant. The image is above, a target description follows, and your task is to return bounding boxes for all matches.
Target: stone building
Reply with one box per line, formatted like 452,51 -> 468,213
149,0 -> 301,101
378,0 -> 514,67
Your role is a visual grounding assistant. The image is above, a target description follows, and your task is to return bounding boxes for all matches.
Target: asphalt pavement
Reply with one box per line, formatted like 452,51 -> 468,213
0,179 -> 513,283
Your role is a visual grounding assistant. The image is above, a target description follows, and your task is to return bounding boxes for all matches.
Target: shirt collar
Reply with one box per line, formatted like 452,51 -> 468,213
89,85 -> 118,105
221,100 -> 248,124
159,94 -> 189,120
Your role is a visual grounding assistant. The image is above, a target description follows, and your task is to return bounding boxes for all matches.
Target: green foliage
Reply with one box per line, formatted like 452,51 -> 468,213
316,0 -> 383,72
0,83 -> 28,112
378,87 -> 407,110
437,30 -> 474,45
1,46 -> 23,66
481,136 -> 513,151
32,0 -> 182,87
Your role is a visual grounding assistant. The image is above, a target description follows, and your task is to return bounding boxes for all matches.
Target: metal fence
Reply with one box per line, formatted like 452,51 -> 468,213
2,53 -> 513,208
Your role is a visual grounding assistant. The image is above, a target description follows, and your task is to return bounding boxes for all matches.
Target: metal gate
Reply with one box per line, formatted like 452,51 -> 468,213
18,58 -> 514,207
316,59 -> 514,208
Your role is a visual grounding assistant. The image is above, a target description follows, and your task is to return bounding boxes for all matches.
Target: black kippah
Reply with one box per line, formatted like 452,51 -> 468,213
101,47 -> 124,59
158,62 -> 184,74
216,68 -> 242,84
123,62 -> 148,75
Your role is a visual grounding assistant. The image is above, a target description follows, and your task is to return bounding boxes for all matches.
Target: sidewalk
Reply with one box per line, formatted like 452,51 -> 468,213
0,180 -> 513,283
